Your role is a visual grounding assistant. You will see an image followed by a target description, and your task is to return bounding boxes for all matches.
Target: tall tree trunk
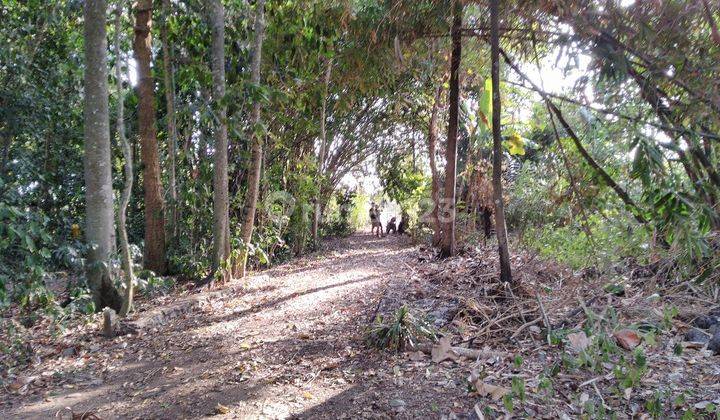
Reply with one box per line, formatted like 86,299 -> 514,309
209,0 -> 230,278
161,0 -> 178,243
427,85 -> 443,247
490,0 -> 513,283
115,6 -> 135,317
133,0 -> 167,274
83,0 -> 122,311
439,0 -> 462,258
238,0 -> 266,278
312,57 -> 333,244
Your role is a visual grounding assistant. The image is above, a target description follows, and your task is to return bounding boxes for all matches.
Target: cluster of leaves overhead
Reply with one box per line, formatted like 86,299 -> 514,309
377,152 -> 428,210
164,0 -> 452,269
531,2 -> 718,232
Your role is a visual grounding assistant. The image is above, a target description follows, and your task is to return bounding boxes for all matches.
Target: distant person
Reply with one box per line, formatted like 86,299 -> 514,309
369,202 -> 383,237
386,217 -> 397,234
398,211 -> 408,234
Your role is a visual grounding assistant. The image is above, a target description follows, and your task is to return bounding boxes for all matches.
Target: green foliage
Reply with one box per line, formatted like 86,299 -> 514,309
522,213 -> 649,271
503,132 -> 526,156
510,376 -> 526,403
613,348 -> 648,391
537,375 -> 554,400
323,188 -> 357,237
135,271 -> 176,298
2,0 -> 719,330
348,191 -> 371,231
477,78 -> 492,130
0,203 -> 55,307
377,154 -> 428,210
366,305 -> 436,351
63,286 -> 96,316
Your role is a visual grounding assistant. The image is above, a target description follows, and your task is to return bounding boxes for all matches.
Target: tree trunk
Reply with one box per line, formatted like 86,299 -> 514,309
701,0 -> 720,45
115,7 -> 135,317
133,0 -> 167,274
161,0 -> 178,243
83,0 -> 122,311
439,0 -> 462,259
490,0 -> 513,283
427,85 -> 443,247
209,0 -> 230,278
238,0 -> 266,278
312,57 -> 333,245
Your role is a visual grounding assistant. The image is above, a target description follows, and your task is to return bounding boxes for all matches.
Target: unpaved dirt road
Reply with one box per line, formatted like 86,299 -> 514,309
6,233 -> 473,419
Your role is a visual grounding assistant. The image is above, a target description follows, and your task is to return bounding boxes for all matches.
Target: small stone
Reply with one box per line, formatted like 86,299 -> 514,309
684,328 -> 710,344
694,401 -> 713,410
693,315 -> 718,330
389,399 -> 406,408
102,308 -> 119,338
668,371 -> 682,382
61,347 -> 76,357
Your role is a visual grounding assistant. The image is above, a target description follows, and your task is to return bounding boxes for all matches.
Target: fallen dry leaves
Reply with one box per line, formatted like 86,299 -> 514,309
430,336 -> 460,363
567,331 -> 590,352
614,329 -> 641,350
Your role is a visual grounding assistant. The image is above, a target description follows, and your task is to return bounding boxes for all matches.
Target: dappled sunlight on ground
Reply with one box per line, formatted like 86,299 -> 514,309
2,233 -> 418,419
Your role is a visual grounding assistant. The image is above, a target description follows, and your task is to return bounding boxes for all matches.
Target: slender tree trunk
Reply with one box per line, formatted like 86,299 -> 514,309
427,85 -> 443,246
115,6 -> 135,317
209,0 -> 230,278
490,0 -> 513,283
439,0 -> 462,258
83,0 -> 122,311
238,0 -> 266,278
312,58 -> 333,244
133,0 -> 167,274
701,0 -> 720,45
161,0 -> 178,243
0,132 -> 10,179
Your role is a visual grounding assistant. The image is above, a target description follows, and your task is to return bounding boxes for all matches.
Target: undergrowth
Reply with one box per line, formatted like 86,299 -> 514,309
366,305 -> 436,351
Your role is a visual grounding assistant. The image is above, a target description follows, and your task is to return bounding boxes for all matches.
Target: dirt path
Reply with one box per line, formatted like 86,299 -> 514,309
5,233 -> 468,419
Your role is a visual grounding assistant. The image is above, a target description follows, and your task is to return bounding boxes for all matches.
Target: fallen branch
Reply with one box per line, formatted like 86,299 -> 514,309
510,317 -> 542,339
409,341 -> 506,361
536,293 -> 552,344
475,308 -> 538,339
551,295 -> 600,329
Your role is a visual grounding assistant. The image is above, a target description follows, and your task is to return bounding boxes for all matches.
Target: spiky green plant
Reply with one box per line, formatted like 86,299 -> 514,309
366,305 -> 436,351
